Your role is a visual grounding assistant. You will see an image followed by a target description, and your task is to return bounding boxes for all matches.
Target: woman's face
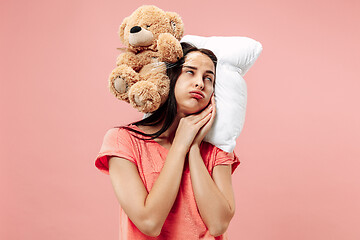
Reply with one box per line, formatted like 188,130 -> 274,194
174,51 -> 215,116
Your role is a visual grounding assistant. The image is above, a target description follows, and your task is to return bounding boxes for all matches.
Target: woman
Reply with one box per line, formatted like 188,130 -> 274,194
95,43 -> 240,239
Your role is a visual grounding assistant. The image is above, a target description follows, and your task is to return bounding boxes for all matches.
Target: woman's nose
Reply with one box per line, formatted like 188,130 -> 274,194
194,77 -> 204,90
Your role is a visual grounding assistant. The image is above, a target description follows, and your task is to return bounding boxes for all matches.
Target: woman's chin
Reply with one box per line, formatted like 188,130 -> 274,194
179,105 -> 207,116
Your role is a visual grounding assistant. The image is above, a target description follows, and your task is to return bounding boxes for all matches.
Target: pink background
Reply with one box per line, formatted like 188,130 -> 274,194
1,0 -> 360,239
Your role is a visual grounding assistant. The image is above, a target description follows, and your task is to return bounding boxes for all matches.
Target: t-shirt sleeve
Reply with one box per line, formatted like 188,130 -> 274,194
95,128 -> 137,175
213,147 -> 240,174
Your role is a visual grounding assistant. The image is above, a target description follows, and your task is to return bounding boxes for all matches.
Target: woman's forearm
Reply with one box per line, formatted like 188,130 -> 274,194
188,145 -> 235,236
110,140 -> 188,237
140,141 -> 188,235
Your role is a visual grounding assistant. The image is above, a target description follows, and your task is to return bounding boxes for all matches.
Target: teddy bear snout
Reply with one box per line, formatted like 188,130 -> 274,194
128,27 -> 154,47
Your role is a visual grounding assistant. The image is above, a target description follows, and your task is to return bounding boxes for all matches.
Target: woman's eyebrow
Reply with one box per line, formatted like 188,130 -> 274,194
183,66 -> 215,75
183,65 -> 197,70
206,70 -> 215,76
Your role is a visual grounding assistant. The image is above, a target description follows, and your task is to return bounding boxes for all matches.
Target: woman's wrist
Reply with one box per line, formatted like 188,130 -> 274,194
189,144 -> 201,155
172,138 -> 191,155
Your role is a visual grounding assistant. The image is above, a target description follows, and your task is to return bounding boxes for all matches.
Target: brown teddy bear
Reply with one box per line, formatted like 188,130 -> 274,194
109,5 -> 184,113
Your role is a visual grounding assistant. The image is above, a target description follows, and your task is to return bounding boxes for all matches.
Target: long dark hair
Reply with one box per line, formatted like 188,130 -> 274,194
119,42 -> 217,140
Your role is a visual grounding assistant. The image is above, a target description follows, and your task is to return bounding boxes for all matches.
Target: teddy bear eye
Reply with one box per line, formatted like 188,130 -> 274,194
171,21 -> 176,31
146,25 -> 151,28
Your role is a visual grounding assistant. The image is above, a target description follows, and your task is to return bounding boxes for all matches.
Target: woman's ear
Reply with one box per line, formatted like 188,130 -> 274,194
166,12 -> 184,40
118,17 -> 129,44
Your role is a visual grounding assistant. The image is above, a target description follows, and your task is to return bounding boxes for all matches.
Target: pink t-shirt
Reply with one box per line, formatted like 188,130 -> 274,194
95,125 -> 240,240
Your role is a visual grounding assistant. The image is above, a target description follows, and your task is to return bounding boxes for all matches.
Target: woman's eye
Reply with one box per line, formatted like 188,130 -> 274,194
186,70 -> 194,74
205,76 -> 213,82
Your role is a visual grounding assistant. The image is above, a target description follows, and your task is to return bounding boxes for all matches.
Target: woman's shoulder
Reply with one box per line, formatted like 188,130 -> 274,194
200,141 -> 240,173
200,141 -> 217,152
105,125 -> 141,138
100,125 -> 148,156
95,126 -> 140,174
103,126 -> 127,139
198,141 -> 218,160
100,126 -> 141,149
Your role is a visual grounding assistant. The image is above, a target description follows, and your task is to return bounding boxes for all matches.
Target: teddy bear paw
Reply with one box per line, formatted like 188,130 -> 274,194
129,81 -> 161,113
109,65 -> 140,102
157,33 -> 183,62
113,77 -> 128,94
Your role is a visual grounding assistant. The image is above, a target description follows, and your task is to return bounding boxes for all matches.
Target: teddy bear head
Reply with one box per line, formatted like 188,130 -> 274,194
118,5 -> 184,53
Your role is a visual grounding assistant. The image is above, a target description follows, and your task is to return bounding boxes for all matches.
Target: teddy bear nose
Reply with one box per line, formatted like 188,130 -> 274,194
130,26 -> 142,33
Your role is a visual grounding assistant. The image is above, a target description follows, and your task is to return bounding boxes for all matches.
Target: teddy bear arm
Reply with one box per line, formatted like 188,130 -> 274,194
116,52 -> 143,71
157,33 -> 183,62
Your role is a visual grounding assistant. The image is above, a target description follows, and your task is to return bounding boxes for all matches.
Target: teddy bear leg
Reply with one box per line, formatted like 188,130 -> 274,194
128,81 -> 161,113
142,66 -> 170,106
109,64 -> 139,102
149,76 -> 170,106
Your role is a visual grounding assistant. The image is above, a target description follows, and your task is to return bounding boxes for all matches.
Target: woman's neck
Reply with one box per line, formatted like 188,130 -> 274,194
137,115 -> 183,145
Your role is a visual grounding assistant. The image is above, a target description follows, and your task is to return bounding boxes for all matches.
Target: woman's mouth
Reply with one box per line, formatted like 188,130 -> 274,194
189,91 -> 204,99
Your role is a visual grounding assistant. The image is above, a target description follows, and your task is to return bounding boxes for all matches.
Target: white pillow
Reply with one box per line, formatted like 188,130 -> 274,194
181,35 -> 263,152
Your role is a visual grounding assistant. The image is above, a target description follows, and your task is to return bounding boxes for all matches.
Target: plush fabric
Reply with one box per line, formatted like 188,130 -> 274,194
109,5 -> 184,113
181,35 -> 263,152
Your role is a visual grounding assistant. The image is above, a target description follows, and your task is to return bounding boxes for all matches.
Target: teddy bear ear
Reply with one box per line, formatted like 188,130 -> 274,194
118,17 -> 129,43
166,12 -> 184,41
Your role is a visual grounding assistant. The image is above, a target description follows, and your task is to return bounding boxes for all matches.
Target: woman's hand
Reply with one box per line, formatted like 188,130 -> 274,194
191,95 -> 216,148
173,98 -> 214,153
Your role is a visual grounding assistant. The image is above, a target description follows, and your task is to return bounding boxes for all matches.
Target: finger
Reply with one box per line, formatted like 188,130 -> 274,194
211,97 -> 216,118
186,104 -> 212,122
204,107 -> 216,129
209,104 -> 216,121
193,105 -> 213,124
195,114 -> 213,138
195,111 -> 212,127
202,102 -> 216,131
210,96 -> 216,120
211,95 -> 216,107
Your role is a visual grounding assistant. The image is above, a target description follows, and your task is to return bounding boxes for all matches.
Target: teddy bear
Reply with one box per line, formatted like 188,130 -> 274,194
108,5 -> 184,113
